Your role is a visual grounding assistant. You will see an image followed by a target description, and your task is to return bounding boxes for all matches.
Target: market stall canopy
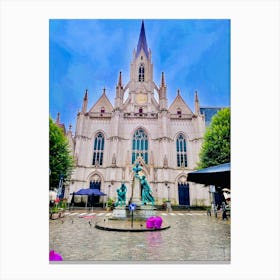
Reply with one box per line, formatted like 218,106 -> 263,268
187,162 -> 230,187
71,188 -> 106,196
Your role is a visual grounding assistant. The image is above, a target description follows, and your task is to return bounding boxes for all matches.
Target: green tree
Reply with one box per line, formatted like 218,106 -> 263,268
198,108 -> 230,169
49,117 -> 74,190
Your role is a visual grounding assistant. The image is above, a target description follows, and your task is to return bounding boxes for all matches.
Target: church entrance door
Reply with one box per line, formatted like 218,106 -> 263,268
89,180 -> 101,206
178,183 -> 190,206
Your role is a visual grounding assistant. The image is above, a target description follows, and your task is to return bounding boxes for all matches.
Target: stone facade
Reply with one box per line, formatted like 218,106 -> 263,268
65,21 -> 210,207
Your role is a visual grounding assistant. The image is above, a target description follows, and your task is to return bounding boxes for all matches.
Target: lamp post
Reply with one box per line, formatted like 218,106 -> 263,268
106,184 -> 111,208
165,182 -> 170,201
167,186 -> 170,201
165,182 -> 171,212
209,185 -> 217,217
108,185 -> 111,199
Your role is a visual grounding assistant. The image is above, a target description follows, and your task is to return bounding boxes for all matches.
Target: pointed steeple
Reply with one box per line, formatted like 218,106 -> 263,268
84,89 -> 88,100
161,72 -> 165,87
118,71 -> 122,87
82,89 -> 88,113
195,90 -> 200,115
159,71 -> 168,110
56,112 -> 60,124
67,124 -> 73,137
136,20 -> 149,58
115,71 -> 124,109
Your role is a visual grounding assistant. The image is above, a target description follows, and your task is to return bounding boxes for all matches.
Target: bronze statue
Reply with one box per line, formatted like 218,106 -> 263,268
114,182 -> 127,207
140,175 -> 155,206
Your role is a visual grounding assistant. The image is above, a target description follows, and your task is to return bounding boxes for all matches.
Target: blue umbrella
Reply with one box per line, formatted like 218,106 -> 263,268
72,188 -> 106,196
187,162 -> 230,187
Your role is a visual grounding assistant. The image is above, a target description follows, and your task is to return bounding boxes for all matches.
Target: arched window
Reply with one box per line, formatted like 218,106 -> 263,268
92,133 -> 104,166
176,134 -> 187,167
132,128 -> 148,164
138,64 -> 144,82
177,108 -> 182,116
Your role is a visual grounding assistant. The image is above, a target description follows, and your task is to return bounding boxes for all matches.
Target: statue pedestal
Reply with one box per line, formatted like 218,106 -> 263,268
139,205 -> 156,218
112,206 -> 127,219
130,177 -> 142,206
126,205 -> 156,220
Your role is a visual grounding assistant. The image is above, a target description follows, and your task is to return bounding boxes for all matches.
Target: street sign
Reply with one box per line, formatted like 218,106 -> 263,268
129,203 -> 136,228
129,203 -> 136,211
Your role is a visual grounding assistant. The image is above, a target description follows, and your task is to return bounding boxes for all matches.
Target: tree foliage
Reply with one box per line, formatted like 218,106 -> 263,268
198,108 -> 230,169
49,118 -> 74,190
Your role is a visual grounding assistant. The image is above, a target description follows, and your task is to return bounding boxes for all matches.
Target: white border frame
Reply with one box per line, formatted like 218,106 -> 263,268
1,0 -> 279,279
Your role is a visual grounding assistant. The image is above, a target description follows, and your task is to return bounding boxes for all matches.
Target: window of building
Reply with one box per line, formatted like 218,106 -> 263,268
92,132 -> 104,166
138,64 -> 144,82
177,108 -> 182,116
176,134 -> 187,167
132,128 -> 148,164
100,107 -> 105,114
139,107 -> 143,114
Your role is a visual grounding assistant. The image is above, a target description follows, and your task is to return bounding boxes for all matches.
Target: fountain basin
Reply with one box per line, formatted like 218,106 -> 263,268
95,220 -> 170,232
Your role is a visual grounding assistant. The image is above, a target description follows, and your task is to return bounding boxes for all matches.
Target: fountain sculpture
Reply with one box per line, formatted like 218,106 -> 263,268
95,162 -> 170,231
112,162 -> 156,219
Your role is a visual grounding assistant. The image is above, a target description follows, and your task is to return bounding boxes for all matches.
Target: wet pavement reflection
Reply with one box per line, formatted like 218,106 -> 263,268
49,211 -> 230,262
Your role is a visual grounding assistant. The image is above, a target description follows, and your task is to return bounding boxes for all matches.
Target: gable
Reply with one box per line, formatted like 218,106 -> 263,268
168,94 -> 193,115
89,92 -> 113,113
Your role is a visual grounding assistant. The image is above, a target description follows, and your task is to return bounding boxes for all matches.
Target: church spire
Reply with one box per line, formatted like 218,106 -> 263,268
136,20 -> 149,58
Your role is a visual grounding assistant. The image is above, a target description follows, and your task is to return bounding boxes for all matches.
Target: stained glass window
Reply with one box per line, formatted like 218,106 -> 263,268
132,128 -> 148,164
92,133 -> 104,166
176,134 -> 187,167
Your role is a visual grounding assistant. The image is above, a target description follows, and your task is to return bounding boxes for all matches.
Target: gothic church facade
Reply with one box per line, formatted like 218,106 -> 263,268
65,21 -> 210,207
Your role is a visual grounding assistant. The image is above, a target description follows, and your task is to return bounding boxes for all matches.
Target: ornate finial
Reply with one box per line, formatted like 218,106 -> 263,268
56,112 -> 60,124
84,89 -> 88,100
177,89 -> 180,96
82,89 -> 88,113
195,90 -> 200,115
163,155 -> 168,168
103,87 -> 106,95
112,153 -> 116,166
118,71 -> 122,86
195,90 -> 199,101
161,72 -> 165,87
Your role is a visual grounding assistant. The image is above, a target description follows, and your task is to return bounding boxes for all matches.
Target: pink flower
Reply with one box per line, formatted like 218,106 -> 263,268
49,250 -> 63,261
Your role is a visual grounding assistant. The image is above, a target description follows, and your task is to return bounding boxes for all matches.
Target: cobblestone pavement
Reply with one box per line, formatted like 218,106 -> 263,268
49,210 -> 230,263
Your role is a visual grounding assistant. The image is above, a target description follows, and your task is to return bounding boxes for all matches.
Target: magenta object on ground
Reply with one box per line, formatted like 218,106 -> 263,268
146,216 -> 156,228
154,216 -> 163,228
49,250 -> 63,261
146,216 -> 162,229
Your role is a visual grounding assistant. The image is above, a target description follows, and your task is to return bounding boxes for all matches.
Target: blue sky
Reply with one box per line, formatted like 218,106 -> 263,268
49,19 -> 230,130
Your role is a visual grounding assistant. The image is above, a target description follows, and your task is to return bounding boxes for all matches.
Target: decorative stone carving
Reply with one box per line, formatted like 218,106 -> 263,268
163,155 -> 168,168
112,153 -> 116,166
